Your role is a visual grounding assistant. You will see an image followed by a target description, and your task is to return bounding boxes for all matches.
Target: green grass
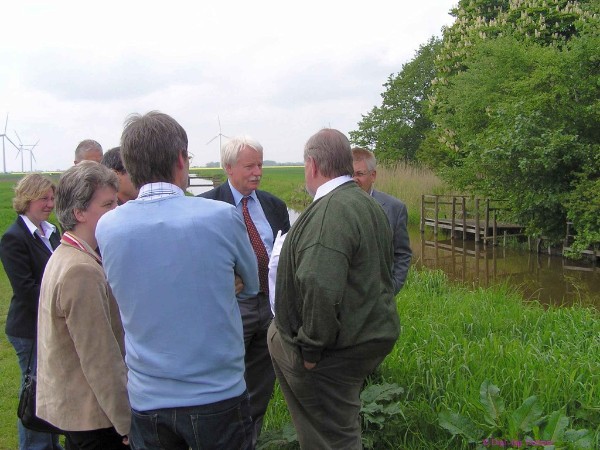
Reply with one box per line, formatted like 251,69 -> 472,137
260,270 -> 600,449
191,164 -> 449,217
0,178 -> 23,450
386,270 -> 599,448
0,274 -> 20,450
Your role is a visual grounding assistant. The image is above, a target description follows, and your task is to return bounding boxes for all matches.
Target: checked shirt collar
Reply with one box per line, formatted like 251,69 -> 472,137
137,182 -> 185,201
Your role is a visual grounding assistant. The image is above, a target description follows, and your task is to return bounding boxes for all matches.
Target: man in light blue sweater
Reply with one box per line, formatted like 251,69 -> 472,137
96,111 -> 258,450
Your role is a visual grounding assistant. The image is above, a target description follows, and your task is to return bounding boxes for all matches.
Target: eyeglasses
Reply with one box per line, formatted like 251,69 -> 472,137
353,170 -> 372,177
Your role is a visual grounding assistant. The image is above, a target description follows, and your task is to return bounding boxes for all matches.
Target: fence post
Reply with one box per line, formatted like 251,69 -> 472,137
462,197 -> 467,240
475,198 -> 480,244
434,196 -> 439,236
420,195 -> 425,233
484,199 -> 490,247
451,197 -> 456,239
492,208 -> 497,246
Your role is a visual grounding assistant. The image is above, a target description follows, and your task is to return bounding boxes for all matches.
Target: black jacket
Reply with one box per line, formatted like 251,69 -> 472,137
0,216 -> 60,338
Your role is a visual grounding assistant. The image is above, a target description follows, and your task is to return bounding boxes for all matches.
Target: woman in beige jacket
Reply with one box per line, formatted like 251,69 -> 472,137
37,161 -> 130,449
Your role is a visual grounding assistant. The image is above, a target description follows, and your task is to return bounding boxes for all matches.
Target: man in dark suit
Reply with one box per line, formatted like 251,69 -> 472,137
352,147 -> 412,294
200,136 -> 290,447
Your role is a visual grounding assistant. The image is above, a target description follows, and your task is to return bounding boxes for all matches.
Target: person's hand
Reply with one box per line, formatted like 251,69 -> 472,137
235,274 -> 244,295
304,360 -> 316,370
122,435 -> 129,446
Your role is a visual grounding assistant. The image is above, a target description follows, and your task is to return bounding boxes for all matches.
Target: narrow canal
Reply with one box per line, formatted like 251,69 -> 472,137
412,228 -> 599,308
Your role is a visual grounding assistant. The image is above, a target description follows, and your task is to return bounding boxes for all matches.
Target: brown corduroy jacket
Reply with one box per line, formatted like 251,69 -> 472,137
36,240 -> 130,436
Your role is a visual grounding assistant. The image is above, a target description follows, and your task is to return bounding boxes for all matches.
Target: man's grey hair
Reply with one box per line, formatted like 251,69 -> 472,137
55,161 -> 118,231
304,129 -> 354,178
221,136 -> 263,168
351,147 -> 377,172
120,111 -> 188,188
74,139 -> 103,163
101,147 -> 125,173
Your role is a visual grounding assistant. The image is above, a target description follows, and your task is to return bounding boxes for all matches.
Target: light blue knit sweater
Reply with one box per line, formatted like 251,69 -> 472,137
96,193 -> 259,411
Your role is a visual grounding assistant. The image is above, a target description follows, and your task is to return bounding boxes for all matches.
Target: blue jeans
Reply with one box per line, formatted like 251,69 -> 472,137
129,392 -> 252,450
7,335 -> 63,450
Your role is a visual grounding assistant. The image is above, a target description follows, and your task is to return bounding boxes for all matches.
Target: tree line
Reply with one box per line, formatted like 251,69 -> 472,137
350,0 -> 599,254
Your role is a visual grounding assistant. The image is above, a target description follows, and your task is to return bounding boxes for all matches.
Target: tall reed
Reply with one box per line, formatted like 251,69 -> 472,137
372,164 -> 450,225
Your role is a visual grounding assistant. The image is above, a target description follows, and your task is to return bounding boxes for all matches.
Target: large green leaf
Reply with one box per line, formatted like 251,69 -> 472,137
479,380 -> 505,427
360,382 -> 404,404
564,429 -> 594,449
541,410 -> 569,443
508,396 -> 543,435
438,410 -> 484,443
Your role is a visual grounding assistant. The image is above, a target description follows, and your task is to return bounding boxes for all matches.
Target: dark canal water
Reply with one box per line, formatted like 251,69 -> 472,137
412,228 -> 599,308
287,209 -> 600,308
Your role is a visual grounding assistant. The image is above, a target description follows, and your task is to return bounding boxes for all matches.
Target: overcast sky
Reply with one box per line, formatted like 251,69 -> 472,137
0,0 -> 457,171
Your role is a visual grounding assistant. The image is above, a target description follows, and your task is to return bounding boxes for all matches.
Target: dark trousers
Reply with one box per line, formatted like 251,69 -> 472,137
128,392 -> 252,450
65,427 -> 128,450
268,323 -> 384,450
237,294 -> 275,447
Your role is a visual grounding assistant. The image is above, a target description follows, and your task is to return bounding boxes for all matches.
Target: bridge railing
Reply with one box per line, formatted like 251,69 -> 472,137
420,195 -> 522,246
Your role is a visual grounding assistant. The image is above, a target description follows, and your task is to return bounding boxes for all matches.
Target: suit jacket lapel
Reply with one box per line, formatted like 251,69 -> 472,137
373,190 -> 387,207
256,191 -> 278,240
17,216 -> 57,257
50,230 -> 61,250
220,182 -> 280,240
219,182 -> 236,206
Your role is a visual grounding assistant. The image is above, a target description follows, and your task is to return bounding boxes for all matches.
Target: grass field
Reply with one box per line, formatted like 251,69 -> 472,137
191,163 -> 447,220
0,169 -> 598,449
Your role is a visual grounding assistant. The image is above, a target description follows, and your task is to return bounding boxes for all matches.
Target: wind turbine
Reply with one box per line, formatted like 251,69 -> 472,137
27,140 -> 40,172
0,115 -> 19,173
206,116 -> 229,167
14,131 -> 39,173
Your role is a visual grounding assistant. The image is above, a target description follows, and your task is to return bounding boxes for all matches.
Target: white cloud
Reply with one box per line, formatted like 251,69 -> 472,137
0,0 -> 458,171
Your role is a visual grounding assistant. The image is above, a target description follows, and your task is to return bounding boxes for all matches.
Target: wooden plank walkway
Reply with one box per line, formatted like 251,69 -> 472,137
421,196 -> 598,259
420,195 -> 524,246
424,218 -> 523,235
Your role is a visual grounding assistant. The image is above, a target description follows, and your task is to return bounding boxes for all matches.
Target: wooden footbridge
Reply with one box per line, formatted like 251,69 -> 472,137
420,195 -> 524,246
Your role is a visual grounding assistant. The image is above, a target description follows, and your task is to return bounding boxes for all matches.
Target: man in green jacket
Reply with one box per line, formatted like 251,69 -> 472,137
268,128 -> 400,450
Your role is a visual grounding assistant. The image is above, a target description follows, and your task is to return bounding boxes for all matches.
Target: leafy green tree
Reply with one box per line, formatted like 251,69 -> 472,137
426,0 -> 599,248
350,37 -> 441,164
435,0 -> 597,79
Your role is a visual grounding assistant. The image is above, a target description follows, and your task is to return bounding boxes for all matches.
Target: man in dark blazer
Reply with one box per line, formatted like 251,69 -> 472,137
200,136 -> 290,447
352,147 -> 412,294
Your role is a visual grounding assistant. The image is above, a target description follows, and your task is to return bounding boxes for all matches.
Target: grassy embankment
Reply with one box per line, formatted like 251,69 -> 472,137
0,168 -> 598,449
261,269 -> 600,449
